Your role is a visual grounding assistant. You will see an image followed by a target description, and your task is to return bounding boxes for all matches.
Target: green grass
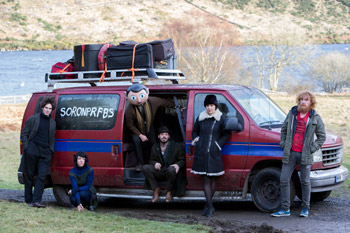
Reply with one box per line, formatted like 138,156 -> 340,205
0,200 -> 208,232
0,131 -> 23,189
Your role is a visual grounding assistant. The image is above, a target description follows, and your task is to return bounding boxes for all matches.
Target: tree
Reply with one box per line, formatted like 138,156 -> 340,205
177,35 -> 239,84
309,52 -> 350,93
160,13 -> 241,84
246,34 -> 316,91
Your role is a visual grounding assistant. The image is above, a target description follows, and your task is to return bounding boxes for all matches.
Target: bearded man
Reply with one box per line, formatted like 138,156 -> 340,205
143,126 -> 186,203
272,91 -> 326,218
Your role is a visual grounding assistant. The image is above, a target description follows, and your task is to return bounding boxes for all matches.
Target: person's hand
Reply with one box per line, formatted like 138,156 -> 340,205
139,134 -> 148,142
171,164 -> 180,174
77,204 -> 84,212
154,162 -> 161,170
180,106 -> 187,112
67,189 -> 72,195
191,137 -> 199,145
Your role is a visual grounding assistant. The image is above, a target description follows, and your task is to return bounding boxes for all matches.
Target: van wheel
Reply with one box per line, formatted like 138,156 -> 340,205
310,191 -> 332,202
53,185 -> 71,207
251,167 -> 295,212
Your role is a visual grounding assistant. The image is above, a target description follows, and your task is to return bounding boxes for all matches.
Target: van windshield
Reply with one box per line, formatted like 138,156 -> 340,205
229,88 -> 286,128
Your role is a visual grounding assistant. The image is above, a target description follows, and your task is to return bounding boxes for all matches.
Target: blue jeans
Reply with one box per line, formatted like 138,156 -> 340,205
70,190 -> 94,207
280,151 -> 311,210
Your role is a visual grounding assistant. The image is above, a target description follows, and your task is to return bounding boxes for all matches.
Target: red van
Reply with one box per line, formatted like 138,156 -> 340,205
19,72 -> 348,212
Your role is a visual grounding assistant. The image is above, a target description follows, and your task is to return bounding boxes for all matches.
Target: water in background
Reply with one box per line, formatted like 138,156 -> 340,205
0,44 -> 349,97
0,50 -> 74,96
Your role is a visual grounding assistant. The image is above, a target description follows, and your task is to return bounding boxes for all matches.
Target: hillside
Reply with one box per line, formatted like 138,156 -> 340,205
1,0 -> 350,50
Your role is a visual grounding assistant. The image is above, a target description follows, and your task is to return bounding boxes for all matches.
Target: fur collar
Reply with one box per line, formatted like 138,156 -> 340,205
198,109 -> 222,121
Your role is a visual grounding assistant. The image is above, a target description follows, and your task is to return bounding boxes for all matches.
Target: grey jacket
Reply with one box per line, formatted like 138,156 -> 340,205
20,113 -> 56,153
280,106 -> 326,165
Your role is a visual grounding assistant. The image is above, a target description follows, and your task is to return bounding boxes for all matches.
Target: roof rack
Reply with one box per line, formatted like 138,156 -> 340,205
45,55 -> 186,91
45,68 -> 185,91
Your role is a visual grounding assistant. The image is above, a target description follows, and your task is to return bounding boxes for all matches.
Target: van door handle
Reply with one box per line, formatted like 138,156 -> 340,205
188,145 -> 195,157
112,145 -> 120,157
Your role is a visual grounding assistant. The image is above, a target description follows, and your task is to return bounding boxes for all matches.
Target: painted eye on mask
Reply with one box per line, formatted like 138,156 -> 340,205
131,96 -> 136,101
140,94 -> 145,99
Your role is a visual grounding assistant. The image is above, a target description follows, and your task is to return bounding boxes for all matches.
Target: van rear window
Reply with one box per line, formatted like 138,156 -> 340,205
56,94 -> 119,130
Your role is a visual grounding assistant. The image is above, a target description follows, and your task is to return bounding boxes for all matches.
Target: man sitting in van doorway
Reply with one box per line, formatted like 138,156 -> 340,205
143,126 -> 186,202
125,84 -> 175,171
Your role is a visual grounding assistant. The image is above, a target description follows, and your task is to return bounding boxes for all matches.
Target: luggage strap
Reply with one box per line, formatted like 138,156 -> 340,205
99,43 -> 113,83
120,44 -> 139,82
56,63 -> 71,74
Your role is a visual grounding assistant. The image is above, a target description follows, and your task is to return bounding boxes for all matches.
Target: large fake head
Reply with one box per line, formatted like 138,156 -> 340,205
126,84 -> 149,106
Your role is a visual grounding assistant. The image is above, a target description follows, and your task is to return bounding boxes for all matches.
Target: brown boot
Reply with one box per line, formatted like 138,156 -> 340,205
165,190 -> 173,202
152,187 -> 161,203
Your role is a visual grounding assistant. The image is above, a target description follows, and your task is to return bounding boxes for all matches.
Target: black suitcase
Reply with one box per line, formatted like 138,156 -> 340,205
74,44 -> 104,78
106,43 -> 154,70
147,38 -> 175,61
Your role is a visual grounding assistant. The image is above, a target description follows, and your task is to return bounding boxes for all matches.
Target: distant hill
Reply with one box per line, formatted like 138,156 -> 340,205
1,0 -> 349,50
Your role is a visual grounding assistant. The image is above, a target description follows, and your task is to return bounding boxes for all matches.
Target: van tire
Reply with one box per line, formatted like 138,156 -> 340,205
251,167 -> 295,213
310,191 -> 332,202
53,185 -> 71,207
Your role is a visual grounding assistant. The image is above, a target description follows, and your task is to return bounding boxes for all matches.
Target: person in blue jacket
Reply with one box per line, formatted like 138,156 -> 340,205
68,151 -> 97,211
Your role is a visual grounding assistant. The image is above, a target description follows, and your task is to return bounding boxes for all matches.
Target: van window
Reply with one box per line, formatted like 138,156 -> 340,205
194,93 -> 237,121
56,94 -> 119,130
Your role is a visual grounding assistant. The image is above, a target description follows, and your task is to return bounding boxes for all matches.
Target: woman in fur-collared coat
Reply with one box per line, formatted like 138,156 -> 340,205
191,95 -> 230,217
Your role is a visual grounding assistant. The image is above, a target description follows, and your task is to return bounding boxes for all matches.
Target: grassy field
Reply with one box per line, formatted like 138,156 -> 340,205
0,131 -> 22,189
0,200 -> 208,233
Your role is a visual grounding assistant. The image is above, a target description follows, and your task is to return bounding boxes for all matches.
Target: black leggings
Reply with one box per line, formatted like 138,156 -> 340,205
202,175 -> 217,208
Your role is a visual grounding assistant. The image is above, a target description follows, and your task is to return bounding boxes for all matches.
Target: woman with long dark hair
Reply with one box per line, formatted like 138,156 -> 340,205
68,151 -> 97,211
191,95 -> 230,217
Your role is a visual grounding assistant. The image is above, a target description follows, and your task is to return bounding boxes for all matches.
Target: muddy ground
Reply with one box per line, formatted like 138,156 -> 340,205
1,189 -> 350,233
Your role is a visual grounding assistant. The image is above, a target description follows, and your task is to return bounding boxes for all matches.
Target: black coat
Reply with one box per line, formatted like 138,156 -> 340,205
191,110 -> 230,176
19,113 -> 56,174
145,141 -> 187,196
20,113 -> 56,153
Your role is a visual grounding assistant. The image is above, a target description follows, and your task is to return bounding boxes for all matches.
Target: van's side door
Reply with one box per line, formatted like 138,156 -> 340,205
186,91 -> 250,191
51,91 -> 124,187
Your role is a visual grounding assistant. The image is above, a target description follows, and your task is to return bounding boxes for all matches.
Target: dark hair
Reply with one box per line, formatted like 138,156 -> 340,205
73,151 -> 89,167
204,94 -> 218,109
126,83 -> 148,95
40,96 -> 56,110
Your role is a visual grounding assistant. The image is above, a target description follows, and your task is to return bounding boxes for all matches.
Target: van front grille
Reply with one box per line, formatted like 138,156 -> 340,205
322,146 -> 343,166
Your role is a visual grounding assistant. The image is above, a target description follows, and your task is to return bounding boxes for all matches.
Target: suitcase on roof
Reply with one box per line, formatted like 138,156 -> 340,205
147,38 -> 175,61
74,44 -> 104,78
106,43 -> 154,70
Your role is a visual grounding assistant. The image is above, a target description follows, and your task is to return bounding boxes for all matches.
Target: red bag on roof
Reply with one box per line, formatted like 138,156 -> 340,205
50,59 -> 75,79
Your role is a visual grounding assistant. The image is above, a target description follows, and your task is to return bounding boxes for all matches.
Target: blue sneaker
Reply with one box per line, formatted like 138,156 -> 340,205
271,209 -> 291,217
300,208 -> 309,217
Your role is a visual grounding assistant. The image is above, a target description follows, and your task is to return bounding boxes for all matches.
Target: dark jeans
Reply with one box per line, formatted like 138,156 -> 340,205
280,150 -> 311,210
143,164 -> 177,191
131,126 -> 156,165
70,190 -> 96,207
23,141 -> 51,203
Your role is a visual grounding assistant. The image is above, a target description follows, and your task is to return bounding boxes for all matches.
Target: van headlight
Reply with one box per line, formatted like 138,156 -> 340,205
313,149 -> 323,163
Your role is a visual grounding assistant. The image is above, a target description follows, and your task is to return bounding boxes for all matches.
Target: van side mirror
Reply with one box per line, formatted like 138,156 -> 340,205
224,117 -> 243,132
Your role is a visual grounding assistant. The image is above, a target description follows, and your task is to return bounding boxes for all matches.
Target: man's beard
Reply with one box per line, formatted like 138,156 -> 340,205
298,104 -> 311,113
160,137 -> 169,144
